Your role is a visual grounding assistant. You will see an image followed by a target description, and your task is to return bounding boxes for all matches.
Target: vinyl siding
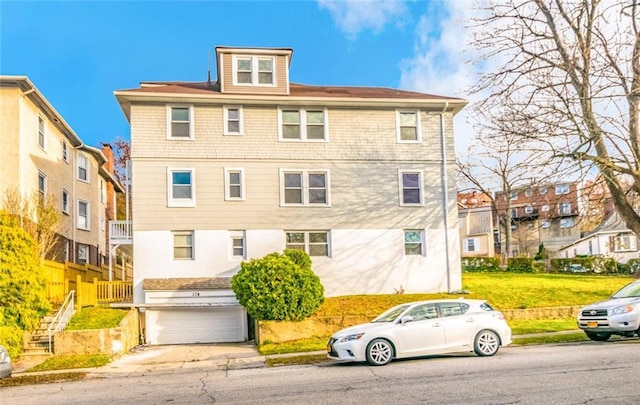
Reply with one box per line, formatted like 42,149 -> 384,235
219,53 -> 288,95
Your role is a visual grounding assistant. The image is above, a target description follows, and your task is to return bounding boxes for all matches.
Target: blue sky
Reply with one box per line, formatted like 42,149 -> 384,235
1,0 -> 477,152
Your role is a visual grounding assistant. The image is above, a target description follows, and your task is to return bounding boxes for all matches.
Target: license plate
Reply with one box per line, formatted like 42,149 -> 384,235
587,321 -> 598,328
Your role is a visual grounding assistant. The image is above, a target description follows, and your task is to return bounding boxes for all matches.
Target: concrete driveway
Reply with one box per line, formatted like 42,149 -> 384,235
96,342 -> 265,374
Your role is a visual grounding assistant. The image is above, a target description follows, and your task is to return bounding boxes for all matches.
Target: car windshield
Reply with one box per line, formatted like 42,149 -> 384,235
611,281 -> 640,299
371,304 -> 411,323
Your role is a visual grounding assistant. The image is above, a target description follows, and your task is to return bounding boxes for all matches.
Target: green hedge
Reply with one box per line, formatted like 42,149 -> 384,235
461,257 -> 501,272
506,258 -> 535,273
550,257 -> 618,274
0,325 -> 23,359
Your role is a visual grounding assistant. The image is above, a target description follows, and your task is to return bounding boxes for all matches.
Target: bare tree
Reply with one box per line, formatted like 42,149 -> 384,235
112,136 -> 131,220
469,0 -> 640,235
2,187 -> 61,260
458,107 -> 552,261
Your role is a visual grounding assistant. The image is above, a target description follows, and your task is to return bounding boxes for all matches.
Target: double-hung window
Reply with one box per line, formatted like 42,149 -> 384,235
524,205 -> 533,214
78,154 -> 89,182
285,231 -> 330,257
78,244 -> 89,264
167,105 -> 194,139
280,170 -> 330,206
62,189 -> 69,214
224,168 -> 245,200
223,106 -> 243,135
230,230 -> 246,259
612,234 -> 637,252
38,116 -> 46,149
234,56 -> 275,86
404,230 -> 424,255
560,218 -> 574,228
37,172 -> 47,201
396,110 -> 421,142
62,141 -> 69,163
279,108 -> 327,141
463,237 -> 479,253
78,200 -> 90,230
398,170 -> 423,206
167,168 -> 196,207
173,231 -> 194,260
559,202 -> 571,215
555,184 -> 569,195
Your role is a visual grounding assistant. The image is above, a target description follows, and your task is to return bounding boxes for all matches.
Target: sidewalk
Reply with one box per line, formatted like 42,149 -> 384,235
10,330 -> 587,377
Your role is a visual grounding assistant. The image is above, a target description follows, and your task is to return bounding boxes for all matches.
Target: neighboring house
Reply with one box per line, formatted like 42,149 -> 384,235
115,45 -> 466,345
495,182 -> 583,256
458,191 -> 495,257
0,76 -> 124,266
558,212 -> 639,264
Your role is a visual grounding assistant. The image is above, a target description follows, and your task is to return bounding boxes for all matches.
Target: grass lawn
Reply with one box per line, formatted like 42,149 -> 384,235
259,273 -> 633,355
28,354 -> 113,372
66,306 -> 129,330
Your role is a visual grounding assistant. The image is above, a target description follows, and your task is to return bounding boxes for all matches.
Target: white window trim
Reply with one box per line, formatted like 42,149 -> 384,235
560,218 -> 574,228
167,167 -> 196,208
77,200 -> 90,230
524,205 -> 533,214
166,105 -> 195,140
62,140 -> 69,163
541,220 -> 550,229
172,231 -> 195,260
77,153 -> 89,183
223,105 -> 244,136
62,188 -> 69,215
229,230 -> 246,260
555,184 -> 570,195
78,244 -> 89,264
614,235 -> 638,252
463,237 -> 480,253
510,191 -> 518,200
404,229 -> 425,256
525,189 -> 533,197
224,168 -> 245,201
398,169 -> 424,207
232,55 -> 276,87
100,178 -> 106,204
277,107 -> 329,142
395,110 -> 422,143
285,230 -> 331,257
559,202 -> 571,214
279,169 -> 331,207
38,115 -> 47,151
541,204 -> 550,212
38,171 -> 47,197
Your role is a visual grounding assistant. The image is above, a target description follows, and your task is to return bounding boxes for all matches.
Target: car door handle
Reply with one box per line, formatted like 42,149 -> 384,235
466,318 -> 475,323
432,323 -> 441,327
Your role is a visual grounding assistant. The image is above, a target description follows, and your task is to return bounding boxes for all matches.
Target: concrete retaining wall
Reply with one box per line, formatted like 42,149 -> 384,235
55,309 -> 140,355
257,306 -> 582,344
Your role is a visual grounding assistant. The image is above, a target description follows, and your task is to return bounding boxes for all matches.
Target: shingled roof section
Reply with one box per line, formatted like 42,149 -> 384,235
143,277 -> 232,291
118,81 -> 462,101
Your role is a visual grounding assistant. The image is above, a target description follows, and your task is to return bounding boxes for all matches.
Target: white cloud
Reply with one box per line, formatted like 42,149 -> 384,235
398,1 -> 488,155
317,0 -> 408,38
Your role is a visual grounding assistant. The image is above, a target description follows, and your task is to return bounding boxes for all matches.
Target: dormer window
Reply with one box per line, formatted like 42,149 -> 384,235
233,56 -> 275,86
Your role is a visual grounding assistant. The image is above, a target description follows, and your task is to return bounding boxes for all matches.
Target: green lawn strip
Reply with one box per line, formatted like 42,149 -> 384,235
509,318 -> 578,334
259,336 -> 329,355
0,372 -> 87,387
512,332 -> 588,345
266,354 -> 329,367
28,354 -> 113,372
66,306 -> 129,330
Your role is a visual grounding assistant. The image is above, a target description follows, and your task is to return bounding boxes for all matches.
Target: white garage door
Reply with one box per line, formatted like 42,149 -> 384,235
145,307 -> 246,345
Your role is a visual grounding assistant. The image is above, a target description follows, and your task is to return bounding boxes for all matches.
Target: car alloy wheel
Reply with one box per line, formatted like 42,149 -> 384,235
365,338 -> 393,366
474,330 -> 499,356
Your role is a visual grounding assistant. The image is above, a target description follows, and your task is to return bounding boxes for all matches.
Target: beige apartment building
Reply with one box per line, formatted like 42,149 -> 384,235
115,45 -> 467,345
0,76 -> 123,265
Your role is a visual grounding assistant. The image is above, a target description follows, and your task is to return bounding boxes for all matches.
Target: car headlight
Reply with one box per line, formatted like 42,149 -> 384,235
0,352 -> 6,363
611,305 -> 636,315
339,333 -> 365,342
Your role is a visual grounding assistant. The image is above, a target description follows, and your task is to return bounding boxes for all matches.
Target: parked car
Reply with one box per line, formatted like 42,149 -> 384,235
0,344 -> 12,378
327,299 -> 512,366
577,279 -> 640,341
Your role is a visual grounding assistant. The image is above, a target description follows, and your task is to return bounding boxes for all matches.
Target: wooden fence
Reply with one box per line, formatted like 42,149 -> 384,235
42,260 -> 133,309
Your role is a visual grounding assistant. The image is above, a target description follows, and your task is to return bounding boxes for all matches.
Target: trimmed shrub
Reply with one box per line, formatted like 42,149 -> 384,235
461,257 -> 501,272
550,257 -> 618,274
629,258 -> 640,276
283,249 -> 312,272
506,257 -> 534,273
231,252 -> 324,321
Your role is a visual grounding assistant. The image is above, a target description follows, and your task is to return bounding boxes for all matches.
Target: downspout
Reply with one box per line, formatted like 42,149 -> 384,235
440,102 -> 451,292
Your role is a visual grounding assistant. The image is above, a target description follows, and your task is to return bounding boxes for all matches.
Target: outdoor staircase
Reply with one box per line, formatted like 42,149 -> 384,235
22,307 -> 60,360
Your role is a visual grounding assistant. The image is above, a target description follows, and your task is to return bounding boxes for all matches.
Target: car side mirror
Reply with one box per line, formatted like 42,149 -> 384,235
400,315 -> 413,324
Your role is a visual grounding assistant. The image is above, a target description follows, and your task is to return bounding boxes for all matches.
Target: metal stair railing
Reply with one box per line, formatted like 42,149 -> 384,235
47,290 -> 75,353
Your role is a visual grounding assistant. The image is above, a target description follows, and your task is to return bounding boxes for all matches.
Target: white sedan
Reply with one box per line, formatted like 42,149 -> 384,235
327,299 -> 512,366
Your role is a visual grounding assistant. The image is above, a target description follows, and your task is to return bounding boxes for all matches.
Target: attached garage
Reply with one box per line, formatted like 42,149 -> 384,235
142,278 -> 248,345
